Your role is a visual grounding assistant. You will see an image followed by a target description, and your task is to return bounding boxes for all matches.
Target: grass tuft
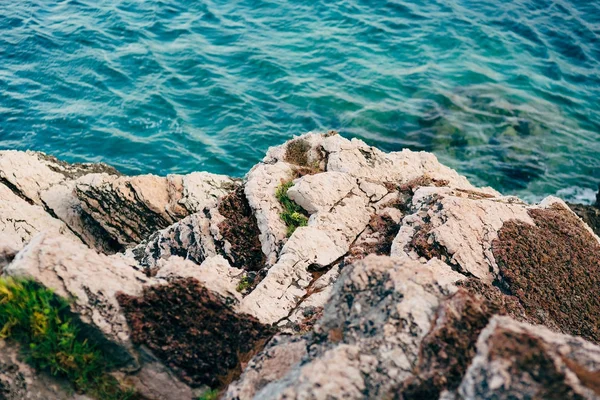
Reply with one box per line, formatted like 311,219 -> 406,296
235,277 -> 252,293
275,181 -> 309,237
197,389 -> 220,400
0,277 -> 133,400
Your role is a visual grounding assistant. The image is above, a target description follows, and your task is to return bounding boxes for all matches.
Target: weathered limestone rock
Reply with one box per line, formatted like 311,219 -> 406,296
239,132 -> 489,326
231,256 -> 464,399
75,172 -> 236,247
240,226 -> 346,323
287,172 -> 357,214
244,162 -> 293,265
156,255 -> 243,305
0,184 -> 79,252
458,316 -> 600,400
0,341 -> 91,400
224,336 -> 308,400
391,186 -> 546,282
40,180 -> 123,254
131,212 -> 218,271
320,134 -> 490,192
3,233 -> 151,362
3,133 -> 600,400
0,150 -> 118,205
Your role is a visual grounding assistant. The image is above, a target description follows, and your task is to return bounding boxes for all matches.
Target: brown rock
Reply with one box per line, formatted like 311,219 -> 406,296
117,278 -> 274,389
492,203 -> 600,343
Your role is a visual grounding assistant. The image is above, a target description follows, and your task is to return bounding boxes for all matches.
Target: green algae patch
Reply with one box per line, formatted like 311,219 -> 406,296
276,181 -> 309,237
0,278 -> 134,400
197,389 -> 220,400
235,276 -> 253,293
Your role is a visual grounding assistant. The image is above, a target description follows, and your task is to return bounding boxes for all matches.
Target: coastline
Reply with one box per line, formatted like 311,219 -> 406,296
1,131 -> 599,399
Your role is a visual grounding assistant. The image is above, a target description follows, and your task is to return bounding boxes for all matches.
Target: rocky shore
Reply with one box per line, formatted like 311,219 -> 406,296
0,132 -> 599,400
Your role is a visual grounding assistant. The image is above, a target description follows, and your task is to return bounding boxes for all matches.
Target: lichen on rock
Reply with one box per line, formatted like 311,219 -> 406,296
1,132 -> 600,400
116,278 -> 274,389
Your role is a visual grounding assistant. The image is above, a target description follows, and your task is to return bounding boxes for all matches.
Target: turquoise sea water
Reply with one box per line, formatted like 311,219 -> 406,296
1,0 -> 599,203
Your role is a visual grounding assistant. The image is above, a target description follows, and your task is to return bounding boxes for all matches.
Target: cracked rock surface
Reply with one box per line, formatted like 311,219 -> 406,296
1,132 -> 599,400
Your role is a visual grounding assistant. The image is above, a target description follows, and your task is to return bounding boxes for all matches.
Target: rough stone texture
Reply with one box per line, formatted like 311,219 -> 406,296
568,188 -> 600,236
287,172 -> 356,214
232,256 -> 464,399
155,255 -> 243,305
244,162 -> 293,265
492,203 -> 600,343
224,336 -> 308,400
0,340 -> 91,400
3,134 -> 600,400
397,289 -> 506,400
0,150 -> 118,206
0,234 -> 19,268
283,265 -> 341,333
117,278 -> 274,389
0,184 -> 80,251
75,172 -> 236,247
392,186 -> 539,282
131,213 -> 218,273
239,226 -> 346,324
319,134 -> 489,191
40,180 -> 123,254
0,150 -> 122,254
458,316 -> 600,400
3,233 -> 151,362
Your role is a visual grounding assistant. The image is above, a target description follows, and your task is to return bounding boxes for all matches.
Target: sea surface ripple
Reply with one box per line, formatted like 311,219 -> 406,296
1,0 -> 599,202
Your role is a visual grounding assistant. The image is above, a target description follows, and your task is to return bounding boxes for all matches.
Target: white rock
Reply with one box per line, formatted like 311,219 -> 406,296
240,226 -> 345,323
391,187 -> 535,282
244,161 -> 294,264
287,172 -> 357,214
156,255 -> 243,304
0,184 -> 79,250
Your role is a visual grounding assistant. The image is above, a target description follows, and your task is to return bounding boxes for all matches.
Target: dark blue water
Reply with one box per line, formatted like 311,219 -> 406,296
1,0 -> 599,203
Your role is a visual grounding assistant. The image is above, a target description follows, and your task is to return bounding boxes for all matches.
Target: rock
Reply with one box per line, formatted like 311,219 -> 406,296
131,213 -> 219,272
75,172 -> 236,247
224,336 -> 308,400
155,255 -> 243,305
492,201 -> 600,343
458,316 -> 600,400
0,340 -> 91,400
217,187 -> 267,271
232,255 -> 464,399
244,162 -> 293,265
392,186 -> 538,282
568,185 -> 600,237
0,150 -> 118,206
239,226 -> 346,324
0,234 -> 19,268
116,278 -> 275,389
320,134 -> 489,191
4,133 -> 600,400
40,180 -> 123,254
0,184 -> 79,252
3,233 -> 151,364
287,172 -> 357,214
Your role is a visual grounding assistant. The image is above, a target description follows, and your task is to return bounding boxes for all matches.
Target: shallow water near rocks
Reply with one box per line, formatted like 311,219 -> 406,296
0,0 -> 599,203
